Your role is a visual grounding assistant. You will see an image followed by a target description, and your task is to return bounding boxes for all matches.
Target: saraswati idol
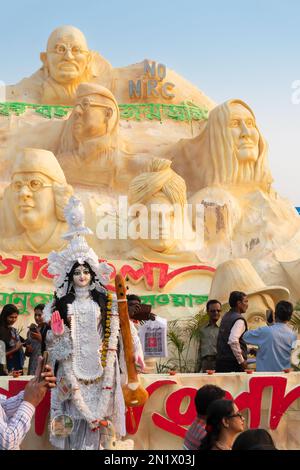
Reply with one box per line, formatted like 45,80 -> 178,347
44,196 -> 145,450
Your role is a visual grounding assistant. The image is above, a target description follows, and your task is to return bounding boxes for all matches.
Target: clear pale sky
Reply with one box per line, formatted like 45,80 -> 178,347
1,0 -> 300,203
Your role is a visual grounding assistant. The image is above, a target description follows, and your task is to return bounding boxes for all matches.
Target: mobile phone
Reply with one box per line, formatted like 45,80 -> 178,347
38,351 -> 49,382
133,303 -> 152,321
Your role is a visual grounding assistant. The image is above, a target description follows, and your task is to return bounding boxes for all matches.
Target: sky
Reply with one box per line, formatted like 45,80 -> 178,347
1,0 -> 300,203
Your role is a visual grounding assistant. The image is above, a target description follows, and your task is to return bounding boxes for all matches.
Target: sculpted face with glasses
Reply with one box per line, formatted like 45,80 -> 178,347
41,26 -> 91,87
0,148 -> 73,253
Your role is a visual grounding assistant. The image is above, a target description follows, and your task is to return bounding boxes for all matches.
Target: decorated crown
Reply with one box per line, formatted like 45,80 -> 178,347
47,196 -> 113,297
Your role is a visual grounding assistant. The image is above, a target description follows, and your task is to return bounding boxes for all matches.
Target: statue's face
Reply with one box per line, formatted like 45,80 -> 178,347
229,103 -> 259,162
11,172 -> 55,231
72,95 -> 113,141
139,192 -> 177,253
46,29 -> 89,84
244,293 -> 275,329
72,265 -> 92,288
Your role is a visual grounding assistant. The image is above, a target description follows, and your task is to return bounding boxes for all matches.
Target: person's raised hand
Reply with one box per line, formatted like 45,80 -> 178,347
24,360 -> 56,408
31,331 -> 42,342
51,310 -> 64,336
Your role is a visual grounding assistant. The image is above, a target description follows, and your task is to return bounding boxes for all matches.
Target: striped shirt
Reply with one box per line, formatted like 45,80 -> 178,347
0,391 -> 35,450
183,416 -> 206,450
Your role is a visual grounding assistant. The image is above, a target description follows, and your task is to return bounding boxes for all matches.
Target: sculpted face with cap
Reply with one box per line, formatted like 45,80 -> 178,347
72,83 -> 119,143
3,148 -> 73,251
41,25 -> 91,86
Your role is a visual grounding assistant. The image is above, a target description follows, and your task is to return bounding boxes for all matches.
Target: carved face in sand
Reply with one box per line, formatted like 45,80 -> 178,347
138,192 -> 178,253
45,26 -> 90,85
244,293 -> 275,329
229,103 -> 259,163
11,172 -> 55,231
72,94 -> 114,142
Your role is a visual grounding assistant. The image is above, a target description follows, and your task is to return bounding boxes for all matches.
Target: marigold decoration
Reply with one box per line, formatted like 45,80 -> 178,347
101,292 -> 113,368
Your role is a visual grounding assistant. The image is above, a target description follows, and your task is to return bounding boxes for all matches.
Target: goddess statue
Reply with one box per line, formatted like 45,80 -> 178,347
43,196 -> 144,449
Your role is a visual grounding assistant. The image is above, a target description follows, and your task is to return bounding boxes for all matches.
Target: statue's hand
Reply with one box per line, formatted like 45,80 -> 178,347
135,355 -> 146,374
51,310 -> 64,336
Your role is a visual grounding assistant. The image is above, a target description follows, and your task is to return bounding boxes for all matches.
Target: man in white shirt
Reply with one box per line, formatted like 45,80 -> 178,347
216,291 -> 249,372
0,359 -> 56,450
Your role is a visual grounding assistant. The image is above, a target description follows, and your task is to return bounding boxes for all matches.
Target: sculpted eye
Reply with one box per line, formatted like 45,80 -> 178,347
55,44 -> 66,54
30,180 -> 42,191
71,46 -> 81,55
230,119 -> 239,128
246,119 -> 255,127
12,181 -> 22,192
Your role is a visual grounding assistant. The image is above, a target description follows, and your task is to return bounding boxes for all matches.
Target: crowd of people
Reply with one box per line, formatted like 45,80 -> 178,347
0,288 -> 297,451
184,384 -> 277,451
198,290 -> 297,374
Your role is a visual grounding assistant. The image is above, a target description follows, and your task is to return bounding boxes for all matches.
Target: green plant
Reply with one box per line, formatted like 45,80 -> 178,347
166,310 -> 208,373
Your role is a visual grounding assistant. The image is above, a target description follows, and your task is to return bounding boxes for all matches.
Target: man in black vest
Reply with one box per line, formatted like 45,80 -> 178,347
216,291 -> 248,372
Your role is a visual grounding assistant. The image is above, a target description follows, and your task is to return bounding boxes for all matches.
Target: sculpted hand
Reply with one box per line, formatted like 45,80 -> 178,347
51,310 -> 64,336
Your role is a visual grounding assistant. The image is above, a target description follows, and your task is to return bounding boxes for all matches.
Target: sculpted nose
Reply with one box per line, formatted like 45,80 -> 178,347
19,185 -> 31,197
240,121 -> 251,137
64,49 -> 75,59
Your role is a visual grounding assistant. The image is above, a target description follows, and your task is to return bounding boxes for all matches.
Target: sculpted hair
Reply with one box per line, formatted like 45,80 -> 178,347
128,158 -> 187,208
196,99 -> 273,191
54,262 -> 107,330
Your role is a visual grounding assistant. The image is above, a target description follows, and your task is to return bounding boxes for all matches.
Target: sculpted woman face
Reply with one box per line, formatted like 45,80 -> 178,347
72,264 -> 92,288
229,102 -> 259,163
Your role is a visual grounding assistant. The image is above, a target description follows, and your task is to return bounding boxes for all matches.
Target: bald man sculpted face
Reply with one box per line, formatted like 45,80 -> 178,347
44,26 -> 91,85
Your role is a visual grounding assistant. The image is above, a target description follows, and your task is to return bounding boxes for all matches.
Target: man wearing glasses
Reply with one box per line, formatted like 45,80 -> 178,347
197,300 -> 221,372
0,148 -> 73,253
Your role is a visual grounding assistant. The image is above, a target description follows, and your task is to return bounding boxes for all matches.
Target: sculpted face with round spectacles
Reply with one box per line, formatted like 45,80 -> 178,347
6,25 -> 113,105
43,27 -> 91,87
0,148 -> 73,253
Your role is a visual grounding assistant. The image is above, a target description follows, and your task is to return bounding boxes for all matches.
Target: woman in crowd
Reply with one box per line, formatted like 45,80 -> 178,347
0,304 -> 25,374
199,399 -> 245,450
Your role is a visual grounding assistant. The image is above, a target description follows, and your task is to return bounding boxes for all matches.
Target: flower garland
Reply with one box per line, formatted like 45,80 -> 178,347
52,291 -> 121,430
101,292 -> 112,368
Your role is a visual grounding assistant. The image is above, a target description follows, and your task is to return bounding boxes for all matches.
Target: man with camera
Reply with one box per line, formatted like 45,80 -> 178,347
0,357 -> 56,450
